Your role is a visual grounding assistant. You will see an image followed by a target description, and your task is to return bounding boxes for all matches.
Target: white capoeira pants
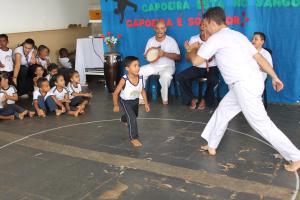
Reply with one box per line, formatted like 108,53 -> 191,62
139,64 -> 175,102
201,78 -> 300,162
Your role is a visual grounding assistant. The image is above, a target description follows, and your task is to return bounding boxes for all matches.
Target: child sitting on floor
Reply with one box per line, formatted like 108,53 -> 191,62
58,48 -> 74,69
51,74 -> 80,117
113,56 -> 150,147
0,72 -> 35,119
46,63 -> 58,88
33,77 -> 63,117
67,70 -> 92,114
36,45 -> 51,70
33,64 -> 45,91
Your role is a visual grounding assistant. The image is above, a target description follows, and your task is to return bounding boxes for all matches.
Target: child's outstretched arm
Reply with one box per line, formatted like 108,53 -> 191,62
112,78 -> 125,112
141,88 -> 150,112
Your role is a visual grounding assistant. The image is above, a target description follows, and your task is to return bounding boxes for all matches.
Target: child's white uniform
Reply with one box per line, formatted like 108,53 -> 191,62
0,49 -> 13,72
259,48 -> 273,80
58,57 -> 72,69
36,56 -> 50,69
1,85 -> 17,104
33,90 -> 53,101
51,86 -> 68,101
139,35 -> 180,102
197,27 -> 300,162
67,82 -> 82,99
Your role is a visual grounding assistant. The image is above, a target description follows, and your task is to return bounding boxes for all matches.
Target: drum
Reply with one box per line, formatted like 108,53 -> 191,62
104,52 -> 122,93
145,47 -> 160,63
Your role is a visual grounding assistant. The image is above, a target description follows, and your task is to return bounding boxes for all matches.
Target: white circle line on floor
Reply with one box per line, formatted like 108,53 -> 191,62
0,117 -> 298,199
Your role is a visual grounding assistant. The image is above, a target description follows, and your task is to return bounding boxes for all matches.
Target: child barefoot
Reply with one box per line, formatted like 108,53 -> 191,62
51,74 -> 80,117
113,56 -> 150,147
33,64 -> 45,91
0,72 -> 35,119
67,70 -> 92,114
33,77 -> 63,117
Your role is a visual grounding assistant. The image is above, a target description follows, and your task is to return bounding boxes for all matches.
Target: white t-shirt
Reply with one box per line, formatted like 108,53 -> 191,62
14,46 -> 34,66
259,48 -> 273,81
45,74 -> 52,81
51,86 -> 69,101
0,92 -> 5,109
144,35 -> 180,67
189,34 -> 217,68
36,56 -> 50,69
198,28 -> 262,84
1,85 -> 17,104
67,82 -> 82,99
58,57 -> 72,69
120,75 -> 144,100
33,90 -> 53,101
0,49 -> 13,72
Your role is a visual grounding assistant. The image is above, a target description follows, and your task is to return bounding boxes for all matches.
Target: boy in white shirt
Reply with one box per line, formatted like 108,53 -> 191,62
252,32 -> 273,81
139,21 -> 181,105
189,7 -> 300,172
0,34 -> 14,79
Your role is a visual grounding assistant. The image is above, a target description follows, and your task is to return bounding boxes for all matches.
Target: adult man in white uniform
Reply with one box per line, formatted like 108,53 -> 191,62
189,7 -> 300,172
252,32 -> 273,81
140,21 -> 181,105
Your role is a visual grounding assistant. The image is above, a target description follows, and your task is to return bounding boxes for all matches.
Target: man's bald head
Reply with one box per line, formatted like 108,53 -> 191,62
154,21 -> 167,40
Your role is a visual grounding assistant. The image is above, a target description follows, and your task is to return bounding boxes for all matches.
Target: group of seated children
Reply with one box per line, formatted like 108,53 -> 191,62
0,70 -> 92,120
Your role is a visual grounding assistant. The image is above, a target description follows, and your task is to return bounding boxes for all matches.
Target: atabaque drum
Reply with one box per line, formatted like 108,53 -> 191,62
104,52 -> 121,93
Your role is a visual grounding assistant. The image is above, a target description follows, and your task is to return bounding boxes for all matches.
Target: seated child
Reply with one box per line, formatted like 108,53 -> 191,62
33,77 -> 63,117
0,34 -> 14,80
46,63 -> 58,88
0,91 -> 14,120
33,64 -> 45,91
58,48 -> 74,69
67,70 -> 92,113
0,72 -> 35,119
36,45 -> 51,70
51,74 -> 80,117
113,56 -> 150,147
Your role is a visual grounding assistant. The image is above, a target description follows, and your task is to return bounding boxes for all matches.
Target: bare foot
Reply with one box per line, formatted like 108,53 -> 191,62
198,99 -> 206,110
131,139 -> 142,147
28,111 -> 35,118
18,110 -> 28,120
200,145 -> 216,156
8,115 -> 15,120
284,160 -> 300,172
162,101 -> 168,105
56,109 -> 63,116
189,99 -> 197,109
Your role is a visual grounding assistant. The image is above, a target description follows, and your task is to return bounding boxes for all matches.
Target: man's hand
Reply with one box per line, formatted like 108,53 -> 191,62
0,61 -> 5,68
158,49 -> 164,57
272,78 -> 284,92
113,105 -> 120,113
144,104 -> 150,112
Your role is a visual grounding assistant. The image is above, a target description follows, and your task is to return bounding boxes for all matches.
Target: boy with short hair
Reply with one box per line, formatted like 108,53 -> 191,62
46,63 -> 58,88
33,77 -> 63,117
113,56 -> 150,147
0,34 -> 14,79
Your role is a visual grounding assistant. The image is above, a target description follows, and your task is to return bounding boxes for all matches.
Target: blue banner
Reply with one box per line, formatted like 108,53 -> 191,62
101,0 -> 300,103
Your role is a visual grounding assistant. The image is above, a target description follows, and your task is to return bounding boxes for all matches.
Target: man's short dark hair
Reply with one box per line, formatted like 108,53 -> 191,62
254,32 -> 266,41
0,34 -> 8,41
124,56 -> 139,68
203,7 -> 226,25
37,77 -> 48,88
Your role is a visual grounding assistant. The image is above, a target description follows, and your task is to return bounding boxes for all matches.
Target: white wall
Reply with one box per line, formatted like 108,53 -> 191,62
0,0 -> 89,33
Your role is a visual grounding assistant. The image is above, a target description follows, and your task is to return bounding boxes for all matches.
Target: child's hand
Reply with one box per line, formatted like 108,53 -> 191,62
113,106 -> 120,113
61,106 -> 66,113
0,61 -> 5,68
37,109 -> 45,117
145,104 -> 150,112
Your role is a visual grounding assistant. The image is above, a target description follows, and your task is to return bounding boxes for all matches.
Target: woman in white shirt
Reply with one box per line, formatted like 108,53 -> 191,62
13,38 -> 37,96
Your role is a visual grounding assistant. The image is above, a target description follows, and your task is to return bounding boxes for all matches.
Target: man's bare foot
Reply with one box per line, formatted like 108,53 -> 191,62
200,145 -> 216,156
131,139 -> 142,147
139,98 -> 145,105
28,111 -> 35,118
162,101 -> 168,105
284,160 -> 300,172
198,99 -> 206,110
19,110 -> 28,120
189,99 -> 198,109
56,109 -> 63,116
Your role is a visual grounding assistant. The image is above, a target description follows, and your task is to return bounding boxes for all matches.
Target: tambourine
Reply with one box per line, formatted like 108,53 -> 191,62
145,47 -> 160,63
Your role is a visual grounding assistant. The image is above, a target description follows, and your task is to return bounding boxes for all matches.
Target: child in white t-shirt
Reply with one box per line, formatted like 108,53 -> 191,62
36,45 -> 51,70
67,70 -> 92,114
58,48 -> 74,69
51,74 -> 80,117
0,34 -> 13,79
0,72 -> 35,119
33,64 -> 45,91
